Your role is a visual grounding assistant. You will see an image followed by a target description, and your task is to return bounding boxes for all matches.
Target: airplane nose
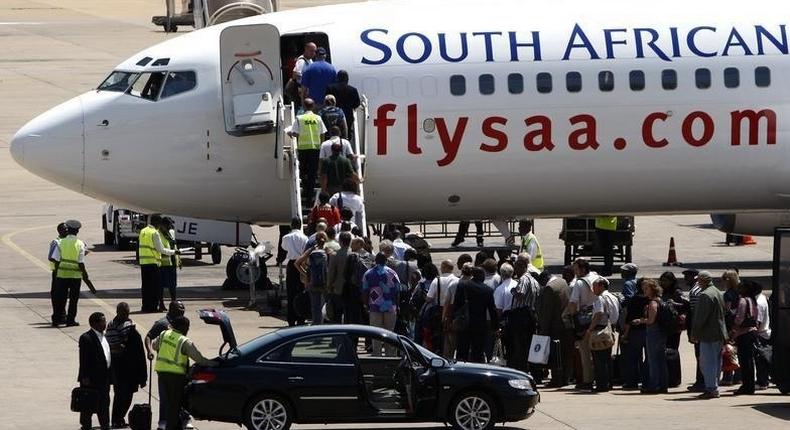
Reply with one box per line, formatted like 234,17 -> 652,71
11,97 -> 85,191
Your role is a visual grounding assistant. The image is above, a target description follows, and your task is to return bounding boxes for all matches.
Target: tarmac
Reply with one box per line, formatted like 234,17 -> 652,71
0,1 -> 787,429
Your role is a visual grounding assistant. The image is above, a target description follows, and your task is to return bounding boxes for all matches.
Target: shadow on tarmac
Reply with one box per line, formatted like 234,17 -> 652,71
738,402 -> 790,421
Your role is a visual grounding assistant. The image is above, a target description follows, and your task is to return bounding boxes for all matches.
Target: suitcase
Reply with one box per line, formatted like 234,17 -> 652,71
666,348 -> 682,388
129,359 -> 153,430
70,387 -> 98,413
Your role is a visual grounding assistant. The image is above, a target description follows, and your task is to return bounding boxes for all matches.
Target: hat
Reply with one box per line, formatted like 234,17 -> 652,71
620,263 -> 638,274
682,268 -> 699,277
64,219 -> 82,230
316,47 -> 327,56
696,270 -> 712,281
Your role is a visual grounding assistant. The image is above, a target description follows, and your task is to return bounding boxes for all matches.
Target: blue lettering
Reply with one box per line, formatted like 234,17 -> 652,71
722,27 -> 753,56
634,28 -> 671,61
508,31 -> 542,61
360,29 -> 392,65
603,28 -> 627,59
687,26 -> 717,58
396,32 -> 432,64
756,25 -> 788,55
472,32 -> 503,62
438,32 -> 469,62
563,24 -> 601,60
669,27 -> 682,58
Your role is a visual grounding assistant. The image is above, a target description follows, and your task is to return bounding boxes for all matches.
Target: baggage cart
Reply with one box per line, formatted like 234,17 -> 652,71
559,217 -> 634,265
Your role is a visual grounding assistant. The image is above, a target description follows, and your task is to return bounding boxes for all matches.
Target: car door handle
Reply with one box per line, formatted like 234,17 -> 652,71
288,376 -> 304,382
97,119 -> 109,127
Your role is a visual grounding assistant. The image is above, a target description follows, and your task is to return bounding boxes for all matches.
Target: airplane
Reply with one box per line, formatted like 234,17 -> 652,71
9,0 -> 790,231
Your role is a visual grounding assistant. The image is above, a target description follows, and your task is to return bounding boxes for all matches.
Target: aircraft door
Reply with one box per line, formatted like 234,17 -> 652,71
220,24 -> 282,134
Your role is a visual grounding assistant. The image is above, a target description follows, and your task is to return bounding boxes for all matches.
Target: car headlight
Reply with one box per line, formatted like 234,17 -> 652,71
508,379 -> 533,390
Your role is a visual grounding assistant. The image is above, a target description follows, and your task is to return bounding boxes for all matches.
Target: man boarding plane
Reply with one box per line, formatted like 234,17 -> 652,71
9,0 -> 790,226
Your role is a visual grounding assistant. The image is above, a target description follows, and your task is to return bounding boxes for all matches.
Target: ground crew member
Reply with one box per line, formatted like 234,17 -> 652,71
139,214 -> 177,312
48,222 -> 68,325
158,217 -> 180,308
518,220 -> 544,272
153,316 -> 217,430
595,216 -> 618,276
51,219 -> 91,326
288,98 -> 327,202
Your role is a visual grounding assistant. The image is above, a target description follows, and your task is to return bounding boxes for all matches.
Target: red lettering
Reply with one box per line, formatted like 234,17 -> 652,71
682,111 -> 714,147
407,104 -> 421,154
642,112 -> 669,148
523,115 -> 555,151
374,104 -> 397,155
568,114 -> 600,150
480,116 -> 508,152
435,117 -> 469,167
730,109 -> 777,146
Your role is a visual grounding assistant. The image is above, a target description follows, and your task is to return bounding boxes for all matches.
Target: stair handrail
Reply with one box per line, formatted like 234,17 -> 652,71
351,96 -> 369,235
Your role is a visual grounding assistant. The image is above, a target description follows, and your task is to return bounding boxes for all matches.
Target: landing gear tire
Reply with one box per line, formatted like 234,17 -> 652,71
449,391 -> 496,430
225,251 -> 270,290
244,394 -> 292,430
210,243 -> 222,265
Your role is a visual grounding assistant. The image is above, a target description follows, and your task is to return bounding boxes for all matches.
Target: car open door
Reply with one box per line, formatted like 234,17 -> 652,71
399,336 -> 440,418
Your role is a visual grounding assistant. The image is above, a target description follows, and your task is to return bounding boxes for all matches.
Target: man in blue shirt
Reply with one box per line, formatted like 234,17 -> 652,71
620,263 -> 639,299
301,47 -> 336,109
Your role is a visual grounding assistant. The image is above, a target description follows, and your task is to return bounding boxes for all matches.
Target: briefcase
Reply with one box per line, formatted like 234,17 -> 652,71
128,403 -> 152,430
70,387 -> 98,413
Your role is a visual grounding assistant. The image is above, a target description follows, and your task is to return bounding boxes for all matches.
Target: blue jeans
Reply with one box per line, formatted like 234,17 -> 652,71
310,291 -> 324,325
645,325 -> 668,391
699,341 -> 723,393
623,329 -> 647,387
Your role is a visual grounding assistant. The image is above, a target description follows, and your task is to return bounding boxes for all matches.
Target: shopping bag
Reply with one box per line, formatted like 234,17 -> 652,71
490,339 -> 507,367
528,334 -> 551,365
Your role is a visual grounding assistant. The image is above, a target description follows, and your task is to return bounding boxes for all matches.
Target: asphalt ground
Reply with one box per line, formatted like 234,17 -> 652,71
0,1 -> 787,429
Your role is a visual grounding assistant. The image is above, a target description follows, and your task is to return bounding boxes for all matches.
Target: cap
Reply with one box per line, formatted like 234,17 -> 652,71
619,263 -> 639,274
64,219 -> 82,230
682,268 -> 699,277
316,47 -> 327,56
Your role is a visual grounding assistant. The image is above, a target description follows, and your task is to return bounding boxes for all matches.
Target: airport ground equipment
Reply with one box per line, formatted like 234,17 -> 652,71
559,217 -> 635,265
770,228 -> 790,395
152,0 -> 278,32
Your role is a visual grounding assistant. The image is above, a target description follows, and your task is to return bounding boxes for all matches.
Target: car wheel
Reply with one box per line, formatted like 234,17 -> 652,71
244,394 -> 292,430
450,391 -> 496,430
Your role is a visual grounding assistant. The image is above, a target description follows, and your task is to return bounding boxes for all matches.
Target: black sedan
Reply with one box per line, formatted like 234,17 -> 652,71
186,311 -> 539,430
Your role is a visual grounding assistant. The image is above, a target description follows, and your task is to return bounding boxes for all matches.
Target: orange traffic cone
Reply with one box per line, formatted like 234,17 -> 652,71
662,237 -> 682,266
741,235 -> 758,245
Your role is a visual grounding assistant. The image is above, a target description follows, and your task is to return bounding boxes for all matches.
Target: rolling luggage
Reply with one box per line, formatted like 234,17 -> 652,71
666,348 -> 682,388
129,359 -> 153,430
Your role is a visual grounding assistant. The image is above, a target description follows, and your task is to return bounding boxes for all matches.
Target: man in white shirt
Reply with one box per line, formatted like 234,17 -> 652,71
427,260 -> 460,308
292,42 -> 316,85
330,179 -> 365,228
588,277 -> 620,392
753,282 -> 771,390
566,258 -> 598,390
482,258 -> 501,289
281,217 -> 308,326
391,230 -> 415,261
319,126 -> 355,160
493,263 -> 517,315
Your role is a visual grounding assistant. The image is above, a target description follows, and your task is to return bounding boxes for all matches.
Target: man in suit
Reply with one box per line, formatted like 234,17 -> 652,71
453,266 -> 498,363
78,312 -> 111,430
326,231 -> 352,323
538,277 -> 574,387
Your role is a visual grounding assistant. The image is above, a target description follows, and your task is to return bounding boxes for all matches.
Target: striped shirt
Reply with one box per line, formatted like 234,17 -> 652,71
511,274 -> 540,310
105,318 -> 135,355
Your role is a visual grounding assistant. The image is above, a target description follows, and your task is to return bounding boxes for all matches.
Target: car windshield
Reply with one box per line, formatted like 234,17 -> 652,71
97,71 -> 139,92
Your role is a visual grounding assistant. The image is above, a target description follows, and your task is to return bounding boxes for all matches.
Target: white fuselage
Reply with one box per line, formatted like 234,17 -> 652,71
10,0 -> 790,224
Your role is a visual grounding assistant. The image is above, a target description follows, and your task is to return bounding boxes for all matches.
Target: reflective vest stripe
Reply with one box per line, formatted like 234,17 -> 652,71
56,237 -> 83,279
522,233 -> 545,271
160,235 -> 172,267
296,112 -> 322,150
138,226 -> 161,266
154,330 -> 189,375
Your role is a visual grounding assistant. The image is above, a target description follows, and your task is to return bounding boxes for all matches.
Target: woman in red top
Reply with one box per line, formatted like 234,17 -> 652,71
309,192 -> 341,228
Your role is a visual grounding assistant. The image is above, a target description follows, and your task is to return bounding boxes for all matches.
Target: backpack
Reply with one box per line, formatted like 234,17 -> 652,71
657,299 -> 680,333
321,107 -> 346,134
308,250 -> 327,290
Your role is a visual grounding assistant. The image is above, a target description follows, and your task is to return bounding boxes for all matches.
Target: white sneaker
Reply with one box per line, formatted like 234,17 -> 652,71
183,418 -> 195,429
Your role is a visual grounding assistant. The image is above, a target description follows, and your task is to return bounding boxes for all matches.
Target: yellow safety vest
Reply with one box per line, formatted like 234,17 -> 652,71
138,225 -> 161,266
295,112 -> 323,150
160,233 -> 175,267
56,236 -> 84,279
154,329 -> 189,375
49,238 -> 60,272
595,216 -> 618,231
522,232 -> 544,271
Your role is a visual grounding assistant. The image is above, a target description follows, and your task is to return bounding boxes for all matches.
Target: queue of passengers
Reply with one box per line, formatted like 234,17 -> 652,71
281,217 -> 775,399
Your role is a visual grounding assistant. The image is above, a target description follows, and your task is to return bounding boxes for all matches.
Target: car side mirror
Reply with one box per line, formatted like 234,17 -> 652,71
430,357 -> 445,368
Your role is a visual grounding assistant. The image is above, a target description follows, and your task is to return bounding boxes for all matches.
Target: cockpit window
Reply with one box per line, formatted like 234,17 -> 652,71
161,71 -> 197,99
97,71 -> 139,93
128,72 -> 167,101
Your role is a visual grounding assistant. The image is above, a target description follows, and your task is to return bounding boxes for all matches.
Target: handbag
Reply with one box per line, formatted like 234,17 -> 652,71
490,339 -> 507,367
71,386 -> 99,413
721,343 -> 740,372
573,305 -> 594,334
528,334 -> 551,365
589,323 -> 615,351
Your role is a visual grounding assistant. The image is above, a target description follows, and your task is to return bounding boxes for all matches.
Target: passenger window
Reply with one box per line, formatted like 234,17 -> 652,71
566,72 -> 582,93
420,76 -> 438,97
264,335 -> 351,364
598,71 -> 614,92
536,72 -> 552,94
160,71 -> 197,99
724,68 -> 740,89
479,74 -> 495,95
755,66 -> 771,87
661,69 -> 677,90
507,73 -> 523,94
629,70 -> 645,91
695,68 -> 711,89
128,72 -> 167,100
450,75 -> 466,96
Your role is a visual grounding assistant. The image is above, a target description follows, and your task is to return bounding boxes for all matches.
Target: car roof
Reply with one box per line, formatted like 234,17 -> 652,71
272,324 -> 397,341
